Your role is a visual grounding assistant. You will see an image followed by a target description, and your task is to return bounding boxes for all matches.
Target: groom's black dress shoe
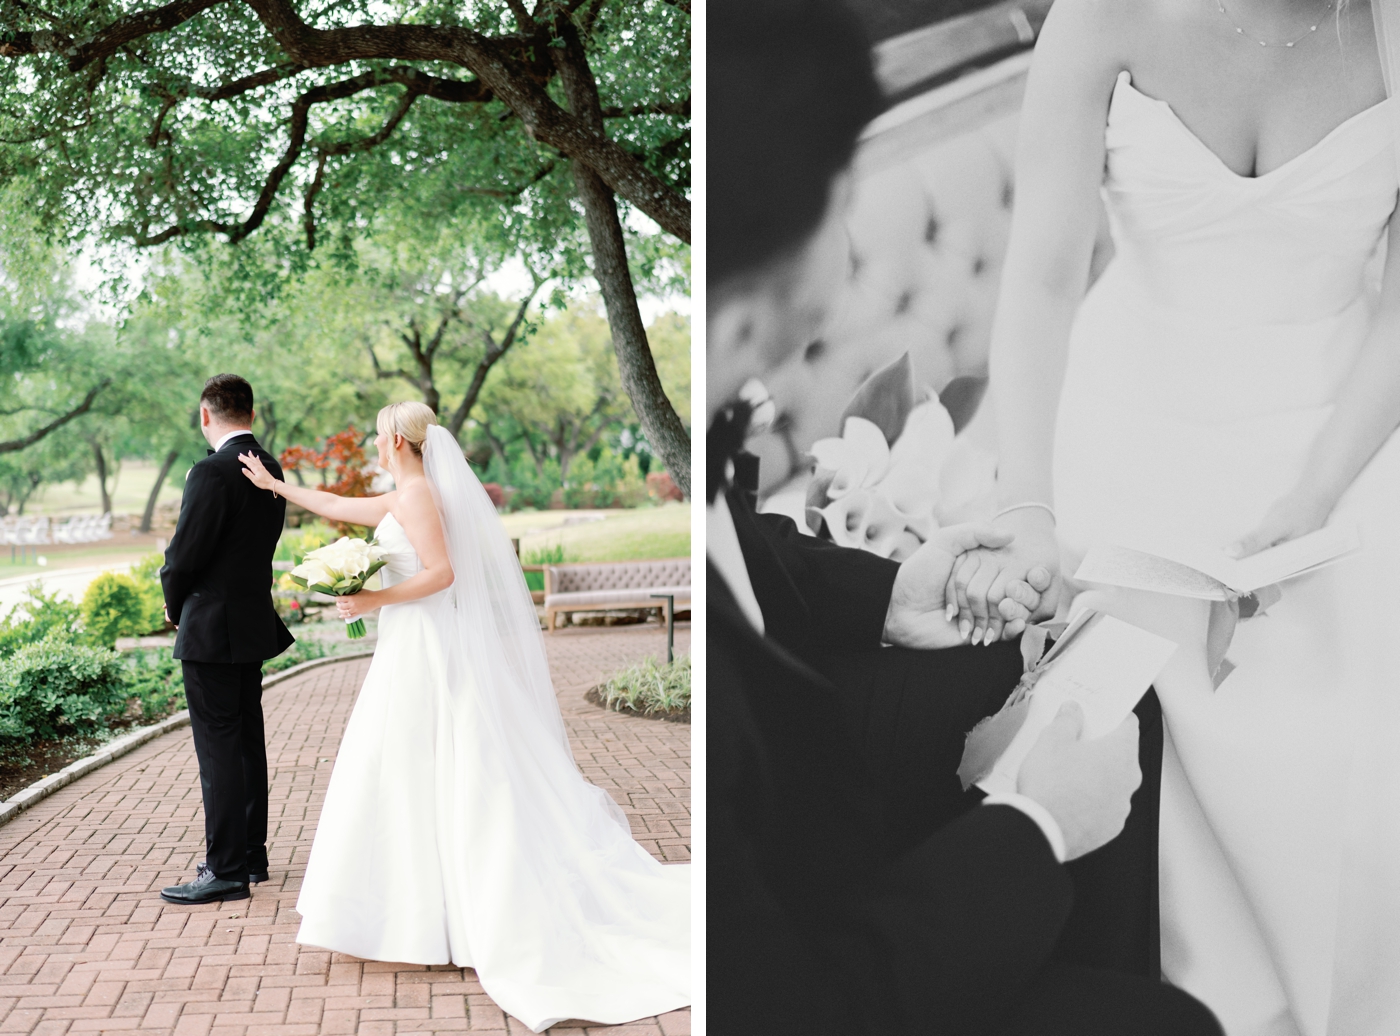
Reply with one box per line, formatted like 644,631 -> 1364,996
160,867 -> 250,904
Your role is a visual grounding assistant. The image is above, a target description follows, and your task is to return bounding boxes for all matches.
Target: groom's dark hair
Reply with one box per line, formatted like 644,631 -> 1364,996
709,0 -> 882,288
200,374 -> 255,422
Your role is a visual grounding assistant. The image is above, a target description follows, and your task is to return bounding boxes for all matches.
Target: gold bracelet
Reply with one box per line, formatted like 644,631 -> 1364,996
993,501 -> 1057,525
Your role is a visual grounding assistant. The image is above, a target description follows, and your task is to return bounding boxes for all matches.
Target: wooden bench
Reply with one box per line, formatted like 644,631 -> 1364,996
543,558 -> 691,632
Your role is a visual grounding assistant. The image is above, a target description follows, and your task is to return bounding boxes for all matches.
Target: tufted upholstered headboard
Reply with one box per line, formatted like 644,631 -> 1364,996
746,51 -> 1113,500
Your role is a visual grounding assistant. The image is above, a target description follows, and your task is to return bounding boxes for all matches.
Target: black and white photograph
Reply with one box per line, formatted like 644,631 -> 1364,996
708,0 -> 1400,1032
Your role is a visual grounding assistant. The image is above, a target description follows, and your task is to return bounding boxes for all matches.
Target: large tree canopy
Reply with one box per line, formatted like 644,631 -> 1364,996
0,0 -> 691,494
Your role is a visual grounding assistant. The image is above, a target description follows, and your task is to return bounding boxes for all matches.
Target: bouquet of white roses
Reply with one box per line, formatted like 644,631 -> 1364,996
288,536 -> 389,639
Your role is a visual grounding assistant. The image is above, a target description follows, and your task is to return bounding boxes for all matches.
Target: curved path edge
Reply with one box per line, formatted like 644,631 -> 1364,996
0,648 -> 377,830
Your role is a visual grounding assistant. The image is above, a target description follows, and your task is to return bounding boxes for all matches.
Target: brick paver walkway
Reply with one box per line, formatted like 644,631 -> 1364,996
0,624 -> 690,1036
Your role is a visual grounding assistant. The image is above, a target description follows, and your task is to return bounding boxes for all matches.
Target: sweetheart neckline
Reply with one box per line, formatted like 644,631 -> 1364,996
1114,71 -> 1395,183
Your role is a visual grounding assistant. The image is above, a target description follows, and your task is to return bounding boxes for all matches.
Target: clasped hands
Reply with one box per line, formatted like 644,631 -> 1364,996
883,507 -> 1061,650
881,512 -> 1144,859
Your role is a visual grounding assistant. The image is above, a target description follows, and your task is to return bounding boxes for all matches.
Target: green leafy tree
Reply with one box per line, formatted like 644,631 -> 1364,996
478,301 -> 631,484
0,0 -> 692,494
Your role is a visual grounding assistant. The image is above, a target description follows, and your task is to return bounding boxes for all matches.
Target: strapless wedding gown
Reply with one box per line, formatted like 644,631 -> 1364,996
1055,71 -> 1400,1036
294,514 -> 690,1032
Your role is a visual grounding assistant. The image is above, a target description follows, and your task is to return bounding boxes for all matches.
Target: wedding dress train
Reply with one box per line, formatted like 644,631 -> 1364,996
1054,71 -> 1400,1036
294,429 -> 689,1032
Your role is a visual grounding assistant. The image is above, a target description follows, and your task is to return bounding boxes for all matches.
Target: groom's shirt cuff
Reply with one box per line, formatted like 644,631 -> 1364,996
980,792 -> 1067,863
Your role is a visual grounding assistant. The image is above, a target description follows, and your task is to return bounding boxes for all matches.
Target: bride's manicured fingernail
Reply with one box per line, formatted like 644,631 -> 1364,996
959,620 -> 972,642
945,602 -> 958,622
985,627 -> 999,646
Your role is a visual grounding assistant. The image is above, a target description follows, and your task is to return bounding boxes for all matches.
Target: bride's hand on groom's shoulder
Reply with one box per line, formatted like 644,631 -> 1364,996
883,524 -> 1045,650
238,451 -> 277,492
1228,489 -> 1332,560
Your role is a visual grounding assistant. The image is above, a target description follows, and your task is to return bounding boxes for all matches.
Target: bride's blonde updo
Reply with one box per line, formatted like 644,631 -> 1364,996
377,401 -> 438,458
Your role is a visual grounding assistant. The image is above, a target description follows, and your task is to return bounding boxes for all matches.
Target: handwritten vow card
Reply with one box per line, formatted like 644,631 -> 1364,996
958,610 -> 1178,796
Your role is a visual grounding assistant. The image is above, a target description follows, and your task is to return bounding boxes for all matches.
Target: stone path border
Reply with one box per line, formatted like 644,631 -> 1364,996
0,652 -> 376,830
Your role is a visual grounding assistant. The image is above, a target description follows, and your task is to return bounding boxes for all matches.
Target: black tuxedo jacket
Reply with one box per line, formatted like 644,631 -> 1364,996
161,432 -> 295,664
710,490 -> 1076,1036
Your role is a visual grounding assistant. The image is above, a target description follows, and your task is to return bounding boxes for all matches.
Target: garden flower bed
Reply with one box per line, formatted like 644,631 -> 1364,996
585,655 -> 691,723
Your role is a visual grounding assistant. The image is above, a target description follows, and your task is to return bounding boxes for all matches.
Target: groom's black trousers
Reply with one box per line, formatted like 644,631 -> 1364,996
823,639 -> 1164,979
182,661 -> 269,883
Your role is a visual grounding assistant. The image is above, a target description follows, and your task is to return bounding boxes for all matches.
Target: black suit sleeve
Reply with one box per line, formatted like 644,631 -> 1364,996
862,804 -> 1074,1031
160,462 -> 228,620
747,507 -> 901,654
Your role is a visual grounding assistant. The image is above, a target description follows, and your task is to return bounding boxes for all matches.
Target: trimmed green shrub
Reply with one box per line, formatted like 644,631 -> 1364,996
275,521 -> 339,563
126,553 -> 169,633
122,649 -> 185,724
0,635 -> 129,742
263,636 -> 331,675
0,585 -> 84,657
80,573 -> 150,648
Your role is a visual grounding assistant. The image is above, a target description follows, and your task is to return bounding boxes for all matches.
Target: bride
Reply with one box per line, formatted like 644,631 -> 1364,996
944,0 -> 1400,1032
238,402 -> 689,1032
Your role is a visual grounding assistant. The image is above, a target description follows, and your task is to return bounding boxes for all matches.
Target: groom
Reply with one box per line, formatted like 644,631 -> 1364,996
159,374 -> 295,905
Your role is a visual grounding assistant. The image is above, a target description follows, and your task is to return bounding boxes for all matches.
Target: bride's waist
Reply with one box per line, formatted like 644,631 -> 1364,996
1097,251 -> 1374,326
379,586 -> 450,612
1067,266 -> 1372,421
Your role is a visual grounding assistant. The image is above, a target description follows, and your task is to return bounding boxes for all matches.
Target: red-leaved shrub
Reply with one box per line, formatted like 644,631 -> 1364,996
647,471 -> 684,502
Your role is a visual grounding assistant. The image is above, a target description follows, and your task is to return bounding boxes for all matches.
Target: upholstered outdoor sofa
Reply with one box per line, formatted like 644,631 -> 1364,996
543,558 -> 691,631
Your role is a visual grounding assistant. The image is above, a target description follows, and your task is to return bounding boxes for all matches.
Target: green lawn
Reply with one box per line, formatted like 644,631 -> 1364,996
508,503 -> 690,563
26,459 -> 186,517
0,539 -> 166,578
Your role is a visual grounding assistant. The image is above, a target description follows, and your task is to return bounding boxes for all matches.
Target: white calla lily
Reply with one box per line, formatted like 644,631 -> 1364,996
809,416 -> 892,500
816,487 -> 909,558
292,559 -> 336,587
840,417 -> 892,485
877,398 -> 956,514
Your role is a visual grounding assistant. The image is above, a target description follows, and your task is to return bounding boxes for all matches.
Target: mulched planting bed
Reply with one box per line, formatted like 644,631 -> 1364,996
0,735 -> 109,802
0,700 -> 187,804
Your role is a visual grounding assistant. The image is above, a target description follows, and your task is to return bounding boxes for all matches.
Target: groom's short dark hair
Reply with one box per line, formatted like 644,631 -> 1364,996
200,374 -> 254,422
709,0 -> 882,288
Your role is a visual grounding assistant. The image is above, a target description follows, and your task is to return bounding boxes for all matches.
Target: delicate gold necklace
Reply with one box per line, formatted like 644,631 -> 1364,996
1216,0 -> 1335,46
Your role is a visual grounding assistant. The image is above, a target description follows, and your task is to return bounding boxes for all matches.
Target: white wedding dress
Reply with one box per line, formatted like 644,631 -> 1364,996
1055,71 -> 1400,1035
294,430 -> 689,1032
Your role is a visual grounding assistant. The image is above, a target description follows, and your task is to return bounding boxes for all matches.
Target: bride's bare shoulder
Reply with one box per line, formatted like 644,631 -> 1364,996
392,480 -> 435,516
1036,0 -> 1176,72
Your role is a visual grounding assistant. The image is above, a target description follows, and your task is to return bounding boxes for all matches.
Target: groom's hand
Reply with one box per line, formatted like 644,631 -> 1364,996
883,524 -> 1043,649
164,605 -> 177,630
1018,702 -> 1141,861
